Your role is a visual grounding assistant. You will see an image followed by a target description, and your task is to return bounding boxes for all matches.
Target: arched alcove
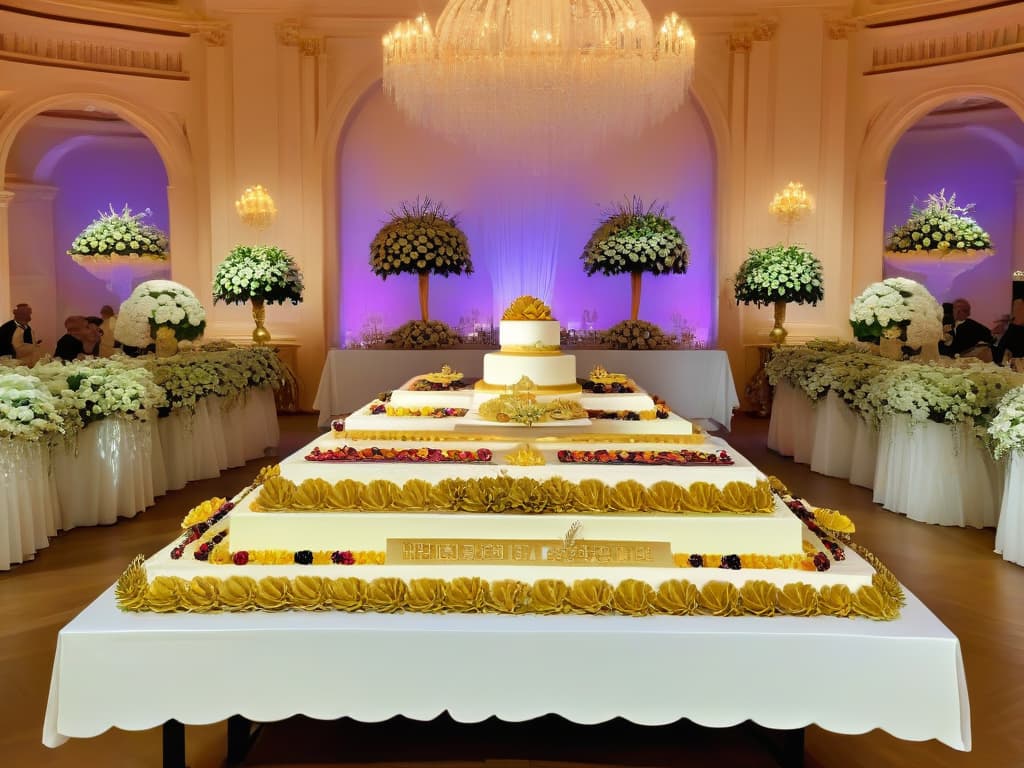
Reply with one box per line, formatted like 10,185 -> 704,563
5,109 -> 171,347
333,80 -> 718,347
882,97 -> 1024,324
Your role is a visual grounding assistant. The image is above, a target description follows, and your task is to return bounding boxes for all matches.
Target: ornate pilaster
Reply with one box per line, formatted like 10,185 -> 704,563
727,31 -> 752,53
826,18 -> 857,41
193,22 -> 229,47
300,37 -> 324,57
751,18 -> 778,42
276,19 -> 301,47
0,190 -> 16,319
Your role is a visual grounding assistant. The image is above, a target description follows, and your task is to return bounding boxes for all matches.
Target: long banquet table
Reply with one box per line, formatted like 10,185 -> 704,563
314,348 -> 740,429
43,582 -> 970,760
0,387 -> 279,570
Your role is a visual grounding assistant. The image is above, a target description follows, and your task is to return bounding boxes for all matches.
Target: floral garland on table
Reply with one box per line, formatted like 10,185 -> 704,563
0,372 -> 64,441
212,245 -> 304,305
385,319 -> 463,350
145,347 -> 285,410
601,320 -> 676,350
988,387 -> 1024,459
115,280 -> 206,348
733,244 -> 824,307
68,205 -> 169,260
886,190 -> 992,255
581,198 -> 688,277
849,277 -> 942,354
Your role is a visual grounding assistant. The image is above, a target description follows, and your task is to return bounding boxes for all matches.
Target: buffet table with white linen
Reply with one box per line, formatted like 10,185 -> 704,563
43,583 -> 970,754
0,387 -> 279,570
769,382 -> 1005,528
314,349 -> 739,429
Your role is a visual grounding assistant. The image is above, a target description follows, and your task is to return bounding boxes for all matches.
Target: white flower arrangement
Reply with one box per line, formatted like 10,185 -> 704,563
0,372 -> 64,441
213,246 -> 304,305
145,346 -> 284,410
115,280 -> 207,348
865,363 -> 985,427
68,205 -> 169,260
989,387 -> 1024,459
733,244 -> 824,307
849,277 -> 942,354
886,191 -> 992,255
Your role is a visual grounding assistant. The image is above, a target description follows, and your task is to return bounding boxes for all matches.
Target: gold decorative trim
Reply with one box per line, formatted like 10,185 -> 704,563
474,380 -> 582,394
332,429 -> 705,445
115,563 -> 902,619
249,476 -> 776,516
727,31 -> 752,52
502,296 -> 554,321
498,346 -> 562,355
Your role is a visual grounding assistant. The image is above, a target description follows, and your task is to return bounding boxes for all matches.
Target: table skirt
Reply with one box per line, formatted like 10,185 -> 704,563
995,452 -> 1024,564
767,382 -> 817,463
0,441 -> 59,570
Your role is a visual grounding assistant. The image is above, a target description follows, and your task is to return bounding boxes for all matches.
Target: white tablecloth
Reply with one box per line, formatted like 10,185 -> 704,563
314,349 -> 740,430
43,584 -> 969,752
0,441 -> 59,570
766,382 -> 817,463
995,451 -> 1024,564
873,415 -> 1003,528
0,387 -> 280,570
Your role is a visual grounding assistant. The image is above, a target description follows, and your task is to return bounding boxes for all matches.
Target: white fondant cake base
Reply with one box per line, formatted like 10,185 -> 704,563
499,319 -> 561,349
483,351 -> 577,387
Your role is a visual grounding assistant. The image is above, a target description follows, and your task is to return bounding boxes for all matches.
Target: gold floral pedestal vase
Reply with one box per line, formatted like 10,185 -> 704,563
418,273 -> 430,322
768,301 -> 788,345
251,298 -> 271,345
630,272 -> 643,321
155,326 -> 178,358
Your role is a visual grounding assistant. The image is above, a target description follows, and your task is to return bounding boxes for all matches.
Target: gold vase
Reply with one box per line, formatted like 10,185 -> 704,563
251,298 -> 271,345
630,272 -> 642,321
768,300 -> 788,345
154,326 -> 178,358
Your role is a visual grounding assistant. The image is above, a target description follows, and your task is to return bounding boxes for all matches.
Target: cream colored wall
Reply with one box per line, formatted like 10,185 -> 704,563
1,1 -> 1022,408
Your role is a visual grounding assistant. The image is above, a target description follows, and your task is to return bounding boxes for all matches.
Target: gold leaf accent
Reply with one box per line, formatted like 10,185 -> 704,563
115,555 -> 148,611
738,580 -> 779,617
254,576 -> 291,611
407,578 -> 448,612
487,579 -> 530,613
530,579 -> 569,613
218,576 -> 258,610
778,583 -> 819,616
361,480 -> 401,511
181,497 -> 227,529
181,576 -> 221,612
292,478 -> 332,510
609,480 -> 646,513
646,481 -> 685,513
252,476 -> 296,511
146,576 -> 187,613
291,576 -> 329,610
447,576 -> 489,612
698,581 -> 741,616
505,444 -> 546,466
819,584 -> 853,617
328,479 -> 364,510
612,579 -> 655,616
654,579 -> 699,615
327,577 -> 367,611
568,579 -> 613,613
502,295 -> 554,320
812,507 -> 856,534
365,577 -> 408,613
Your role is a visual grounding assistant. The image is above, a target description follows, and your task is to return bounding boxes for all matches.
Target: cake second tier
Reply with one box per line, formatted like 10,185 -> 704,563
481,350 -> 578,389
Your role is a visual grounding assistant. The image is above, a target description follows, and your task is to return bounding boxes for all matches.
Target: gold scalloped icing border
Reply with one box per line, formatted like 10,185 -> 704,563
250,476 -> 776,516
115,555 -> 902,619
332,430 -> 706,444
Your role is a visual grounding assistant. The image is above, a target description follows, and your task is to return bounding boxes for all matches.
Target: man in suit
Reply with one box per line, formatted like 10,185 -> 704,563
939,298 -> 993,358
0,303 -> 41,363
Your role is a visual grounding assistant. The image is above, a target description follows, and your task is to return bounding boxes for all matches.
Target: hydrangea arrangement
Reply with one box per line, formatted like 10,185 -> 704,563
733,244 -> 824,307
146,347 -> 284,409
212,246 -> 304,305
581,198 -> 688,277
849,277 -> 942,354
115,280 -> 207,348
370,199 -> 473,281
385,320 -> 463,350
886,191 -> 992,254
0,372 -> 64,441
601,320 -> 676,350
989,387 -> 1024,459
68,205 -> 169,260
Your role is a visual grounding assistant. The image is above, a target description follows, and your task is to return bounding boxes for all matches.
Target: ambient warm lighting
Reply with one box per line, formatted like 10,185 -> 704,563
235,185 -> 277,231
769,182 -> 815,225
382,1 -> 695,161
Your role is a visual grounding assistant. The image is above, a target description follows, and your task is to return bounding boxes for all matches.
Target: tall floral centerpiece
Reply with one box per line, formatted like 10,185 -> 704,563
581,198 -> 688,322
370,198 -> 473,325
884,191 -> 993,299
849,277 -> 943,361
115,279 -> 207,357
733,244 -> 824,345
214,186 -> 304,344
67,205 -> 170,298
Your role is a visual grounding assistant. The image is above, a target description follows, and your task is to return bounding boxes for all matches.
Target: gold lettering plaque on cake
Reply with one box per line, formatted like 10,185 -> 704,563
387,539 -> 674,567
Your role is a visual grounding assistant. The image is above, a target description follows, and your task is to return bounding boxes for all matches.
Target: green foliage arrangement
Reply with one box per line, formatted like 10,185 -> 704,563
886,190 -> 992,254
733,244 -> 824,307
212,245 -> 304,305
68,205 -> 169,260
370,198 -> 473,280
385,320 -> 463,350
601,320 -> 675,350
581,198 -> 688,277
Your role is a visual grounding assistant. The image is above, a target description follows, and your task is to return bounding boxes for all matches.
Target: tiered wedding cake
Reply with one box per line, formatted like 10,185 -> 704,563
117,297 -> 900,619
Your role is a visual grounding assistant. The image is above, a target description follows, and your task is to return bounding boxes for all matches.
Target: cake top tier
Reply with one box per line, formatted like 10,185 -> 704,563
502,295 -> 554,321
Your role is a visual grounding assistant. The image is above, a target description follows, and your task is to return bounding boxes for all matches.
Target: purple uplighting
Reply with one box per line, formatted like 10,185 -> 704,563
337,86 -> 716,346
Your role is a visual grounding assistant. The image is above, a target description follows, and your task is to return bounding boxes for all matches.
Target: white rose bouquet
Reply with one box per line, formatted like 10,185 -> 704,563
68,205 -> 169,261
115,280 -> 207,348
849,277 -> 942,355
0,372 -> 64,441
886,190 -> 992,255
213,245 -> 304,306
989,387 -> 1024,459
733,244 -> 824,307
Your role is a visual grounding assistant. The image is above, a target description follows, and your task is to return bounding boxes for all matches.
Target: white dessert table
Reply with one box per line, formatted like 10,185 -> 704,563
43,583 -> 969,766
995,451 -> 1024,565
313,349 -> 740,430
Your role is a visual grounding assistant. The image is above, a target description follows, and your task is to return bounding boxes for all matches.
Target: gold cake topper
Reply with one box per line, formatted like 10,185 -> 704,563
504,444 -> 546,466
588,365 -> 629,385
502,295 -> 554,321
422,364 -> 463,384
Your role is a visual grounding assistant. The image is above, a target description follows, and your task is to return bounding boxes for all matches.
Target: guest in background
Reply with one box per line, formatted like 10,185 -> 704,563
83,316 -> 103,357
939,298 -> 994,358
98,305 -> 119,357
994,298 -> 1024,366
0,303 -> 42,363
54,316 -> 87,361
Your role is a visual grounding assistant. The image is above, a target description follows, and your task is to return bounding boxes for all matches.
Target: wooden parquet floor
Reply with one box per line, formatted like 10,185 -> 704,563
1,413 -> 1022,768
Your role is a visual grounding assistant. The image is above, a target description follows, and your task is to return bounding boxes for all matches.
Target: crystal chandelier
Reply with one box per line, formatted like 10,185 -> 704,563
382,1 -> 695,159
